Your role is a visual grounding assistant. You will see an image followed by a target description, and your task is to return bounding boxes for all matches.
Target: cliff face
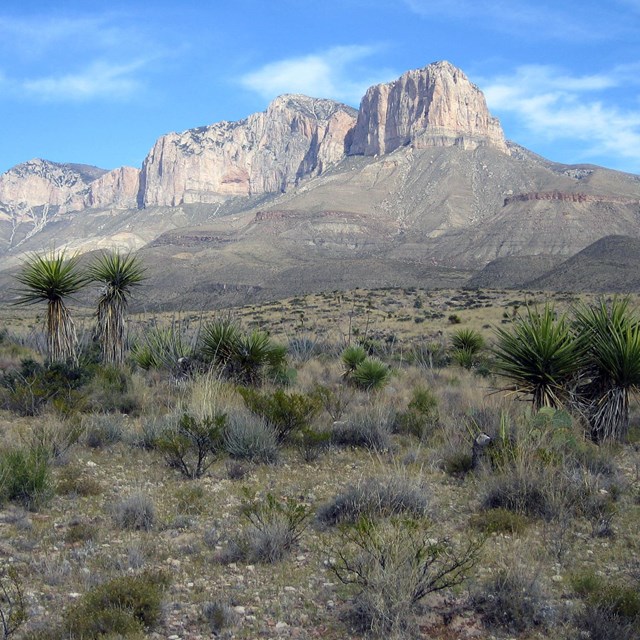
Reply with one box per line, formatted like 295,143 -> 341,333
0,159 -> 139,217
348,61 -> 509,156
138,95 -> 357,207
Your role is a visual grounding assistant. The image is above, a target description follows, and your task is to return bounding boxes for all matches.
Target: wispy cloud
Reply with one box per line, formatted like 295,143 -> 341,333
240,45 -> 396,105
0,12 -> 166,103
404,0 -> 622,40
482,65 -> 640,170
22,60 -> 148,102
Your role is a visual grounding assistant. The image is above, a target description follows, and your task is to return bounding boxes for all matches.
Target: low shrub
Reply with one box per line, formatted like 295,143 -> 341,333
238,387 -> 320,444
174,484 -> 206,516
395,388 -> 439,439
317,475 -> 429,526
330,517 -> 483,637
112,492 -> 156,531
56,465 -> 102,497
62,570 -> 169,637
158,412 -> 226,479
0,565 -> 26,639
202,600 -> 238,635
571,571 -> 640,619
223,413 -> 280,463
224,493 -> 311,564
472,568 -> 554,633
0,359 -> 88,416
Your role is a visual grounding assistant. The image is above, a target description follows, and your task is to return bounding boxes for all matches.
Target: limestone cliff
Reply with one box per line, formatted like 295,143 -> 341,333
0,159 -> 139,217
139,95 -> 357,207
348,60 -> 509,156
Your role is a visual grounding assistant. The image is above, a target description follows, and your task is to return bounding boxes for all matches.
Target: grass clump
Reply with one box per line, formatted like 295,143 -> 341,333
317,475 -> 428,526
223,412 -> 280,463
82,413 -> 126,448
331,406 -> 393,452
0,445 -> 53,510
112,492 -> 156,531
472,567 -> 554,633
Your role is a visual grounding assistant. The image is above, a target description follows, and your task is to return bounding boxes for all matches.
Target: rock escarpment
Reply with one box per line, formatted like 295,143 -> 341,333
0,159 -> 139,217
138,95 -> 357,207
348,61 -> 509,156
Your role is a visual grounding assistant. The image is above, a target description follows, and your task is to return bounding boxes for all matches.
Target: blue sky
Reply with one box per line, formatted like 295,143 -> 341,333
1,0 -> 639,175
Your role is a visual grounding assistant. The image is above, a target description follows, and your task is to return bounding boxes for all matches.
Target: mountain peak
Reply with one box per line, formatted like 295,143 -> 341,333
348,60 -> 509,156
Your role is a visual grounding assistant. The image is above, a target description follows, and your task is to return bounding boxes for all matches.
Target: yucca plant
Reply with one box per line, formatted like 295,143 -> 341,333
14,251 -> 85,363
451,328 -> 485,354
574,297 -> 640,442
131,322 -> 193,374
88,252 -> 146,365
341,345 -> 367,378
234,331 -> 287,386
352,357 -> 391,391
492,305 -> 585,411
200,318 -> 241,369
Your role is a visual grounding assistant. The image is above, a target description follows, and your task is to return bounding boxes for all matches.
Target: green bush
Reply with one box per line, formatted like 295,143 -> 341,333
0,445 -> 53,510
200,321 -> 288,385
158,412 -> 226,479
0,358 -> 88,416
61,570 -> 169,638
239,388 -> 320,444
571,571 -> 640,619
395,386 -> 439,438
451,328 -> 485,353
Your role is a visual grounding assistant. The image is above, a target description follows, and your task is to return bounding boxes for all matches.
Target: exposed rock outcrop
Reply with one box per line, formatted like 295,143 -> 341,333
0,159 -> 140,217
503,191 -> 640,206
0,159 -> 106,215
348,60 -> 509,156
139,95 -> 357,207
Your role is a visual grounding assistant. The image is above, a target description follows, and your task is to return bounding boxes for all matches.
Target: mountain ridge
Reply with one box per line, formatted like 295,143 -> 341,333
1,60 -> 639,306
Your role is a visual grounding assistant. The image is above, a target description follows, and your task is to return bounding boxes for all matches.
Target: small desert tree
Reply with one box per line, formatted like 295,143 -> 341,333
89,251 -> 146,365
15,251 -> 85,363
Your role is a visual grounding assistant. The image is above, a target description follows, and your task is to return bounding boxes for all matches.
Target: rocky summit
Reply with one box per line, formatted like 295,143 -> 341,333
1,60 -> 639,306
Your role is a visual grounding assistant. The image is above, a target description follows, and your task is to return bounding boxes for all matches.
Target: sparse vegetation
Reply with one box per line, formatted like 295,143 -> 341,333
0,286 -> 638,639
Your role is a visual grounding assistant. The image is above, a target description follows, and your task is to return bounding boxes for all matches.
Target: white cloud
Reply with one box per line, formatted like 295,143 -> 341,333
482,65 -> 640,169
240,45 -> 396,105
22,60 -> 147,102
